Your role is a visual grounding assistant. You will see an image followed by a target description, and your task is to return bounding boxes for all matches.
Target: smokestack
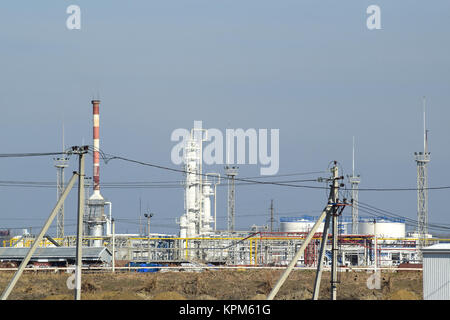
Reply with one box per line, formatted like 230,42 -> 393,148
88,99 -> 106,247
92,99 -> 101,197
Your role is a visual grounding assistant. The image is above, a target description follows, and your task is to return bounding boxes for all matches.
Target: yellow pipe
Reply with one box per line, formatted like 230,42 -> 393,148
254,239 -> 258,265
249,239 -> 253,265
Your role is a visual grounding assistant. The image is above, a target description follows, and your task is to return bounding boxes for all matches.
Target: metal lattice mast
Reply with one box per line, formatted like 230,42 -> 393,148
54,124 -> 68,239
348,136 -> 360,234
225,166 -> 238,232
55,157 -> 68,238
415,97 -> 430,257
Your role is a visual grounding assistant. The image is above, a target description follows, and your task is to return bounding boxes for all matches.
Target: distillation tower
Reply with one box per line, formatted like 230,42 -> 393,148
179,124 -> 215,239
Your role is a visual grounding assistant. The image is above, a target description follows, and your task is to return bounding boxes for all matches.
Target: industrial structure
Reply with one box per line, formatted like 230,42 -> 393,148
422,243 -> 450,300
1,97 -> 447,301
178,125 -> 216,239
414,97 -> 431,257
348,137 -> 360,234
0,111 -> 441,269
85,100 -> 108,247
225,166 -> 238,233
54,153 -> 68,238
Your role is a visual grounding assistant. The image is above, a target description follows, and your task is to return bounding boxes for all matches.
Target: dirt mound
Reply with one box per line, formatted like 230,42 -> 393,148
385,289 -> 420,300
195,294 -> 217,300
152,291 -> 187,300
43,294 -> 72,300
250,294 -> 267,300
0,269 -> 423,300
279,289 -> 312,300
82,281 -> 100,292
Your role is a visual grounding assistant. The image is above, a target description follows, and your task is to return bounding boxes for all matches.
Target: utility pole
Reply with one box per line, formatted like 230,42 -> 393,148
268,161 -> 347,301
311,161 -> 347,301
330,163 -> 340,301
144,213 -> 153,262
74,146 -> 88,301
270,200 -> 274,232
374,219 -> 378,272
0,146 -> 86,301
139,197 -> 142,236
1,170 -> 78,300
111,218 -> 115,273
312,211 -> 331,300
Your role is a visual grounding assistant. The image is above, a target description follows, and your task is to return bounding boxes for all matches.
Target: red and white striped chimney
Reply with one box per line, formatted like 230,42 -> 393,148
92,99 -> 102,197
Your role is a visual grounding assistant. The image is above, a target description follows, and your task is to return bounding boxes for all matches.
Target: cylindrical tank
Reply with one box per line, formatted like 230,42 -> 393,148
358,218 -> 406,238
280,217 -> 325,233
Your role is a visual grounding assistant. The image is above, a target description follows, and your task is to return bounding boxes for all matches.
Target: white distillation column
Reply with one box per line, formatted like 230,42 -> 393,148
201,181 -> 214,234
184,138 -> 200,238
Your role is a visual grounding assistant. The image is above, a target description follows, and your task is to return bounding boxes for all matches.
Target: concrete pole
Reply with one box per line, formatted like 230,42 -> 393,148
267,205 -> 331,300
270,200 -> 274,232
112,218 -> 115,273
74,150 -> 85,300
312,212 -> 331,300
1,172 -> 78,300
374,219 -> 377,272
330,164 -> 339,301
214,183 -> 217,231
331,210 -> 338,300
147,216 -> 150,262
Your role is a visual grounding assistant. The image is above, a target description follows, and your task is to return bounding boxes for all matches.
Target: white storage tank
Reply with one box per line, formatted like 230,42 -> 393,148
358,217 -> 406,238
280,216 -> 325,233
280,216 -> 354,234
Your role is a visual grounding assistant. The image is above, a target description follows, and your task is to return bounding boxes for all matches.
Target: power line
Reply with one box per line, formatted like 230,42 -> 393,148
92,148 -> 450,192
355,200 -> 450,232
0,152 -> 67,158
3,148 -> 450,192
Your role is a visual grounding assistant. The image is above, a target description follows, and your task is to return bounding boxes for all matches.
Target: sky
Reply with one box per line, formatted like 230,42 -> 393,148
0,1 -> 449,237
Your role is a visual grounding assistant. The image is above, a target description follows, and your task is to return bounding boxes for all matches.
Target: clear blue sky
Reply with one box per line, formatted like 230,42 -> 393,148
0,1 -> 449,236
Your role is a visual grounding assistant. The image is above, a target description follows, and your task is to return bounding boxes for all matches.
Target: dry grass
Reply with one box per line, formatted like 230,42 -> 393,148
0,269 -> 423,300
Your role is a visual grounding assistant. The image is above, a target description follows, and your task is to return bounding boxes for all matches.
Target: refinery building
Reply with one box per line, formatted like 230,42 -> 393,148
0,99 -> 442,271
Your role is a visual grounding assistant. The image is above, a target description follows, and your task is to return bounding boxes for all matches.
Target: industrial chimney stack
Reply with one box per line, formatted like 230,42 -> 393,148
86,99 -> 106,246
92,100 -> 101,197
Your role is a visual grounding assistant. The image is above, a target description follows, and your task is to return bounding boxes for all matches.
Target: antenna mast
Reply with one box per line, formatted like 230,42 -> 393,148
54,122 -> 68,239
348,136 -> 360,234
415,96 -> 430,260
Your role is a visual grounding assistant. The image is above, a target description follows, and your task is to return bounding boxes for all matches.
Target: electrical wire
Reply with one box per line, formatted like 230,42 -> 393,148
2,148 -> 450,192
354,200 -> 450,232
0,152 -> 67,158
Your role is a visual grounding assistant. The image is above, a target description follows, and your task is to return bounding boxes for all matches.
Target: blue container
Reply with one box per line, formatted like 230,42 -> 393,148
137,263 -> 161,273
